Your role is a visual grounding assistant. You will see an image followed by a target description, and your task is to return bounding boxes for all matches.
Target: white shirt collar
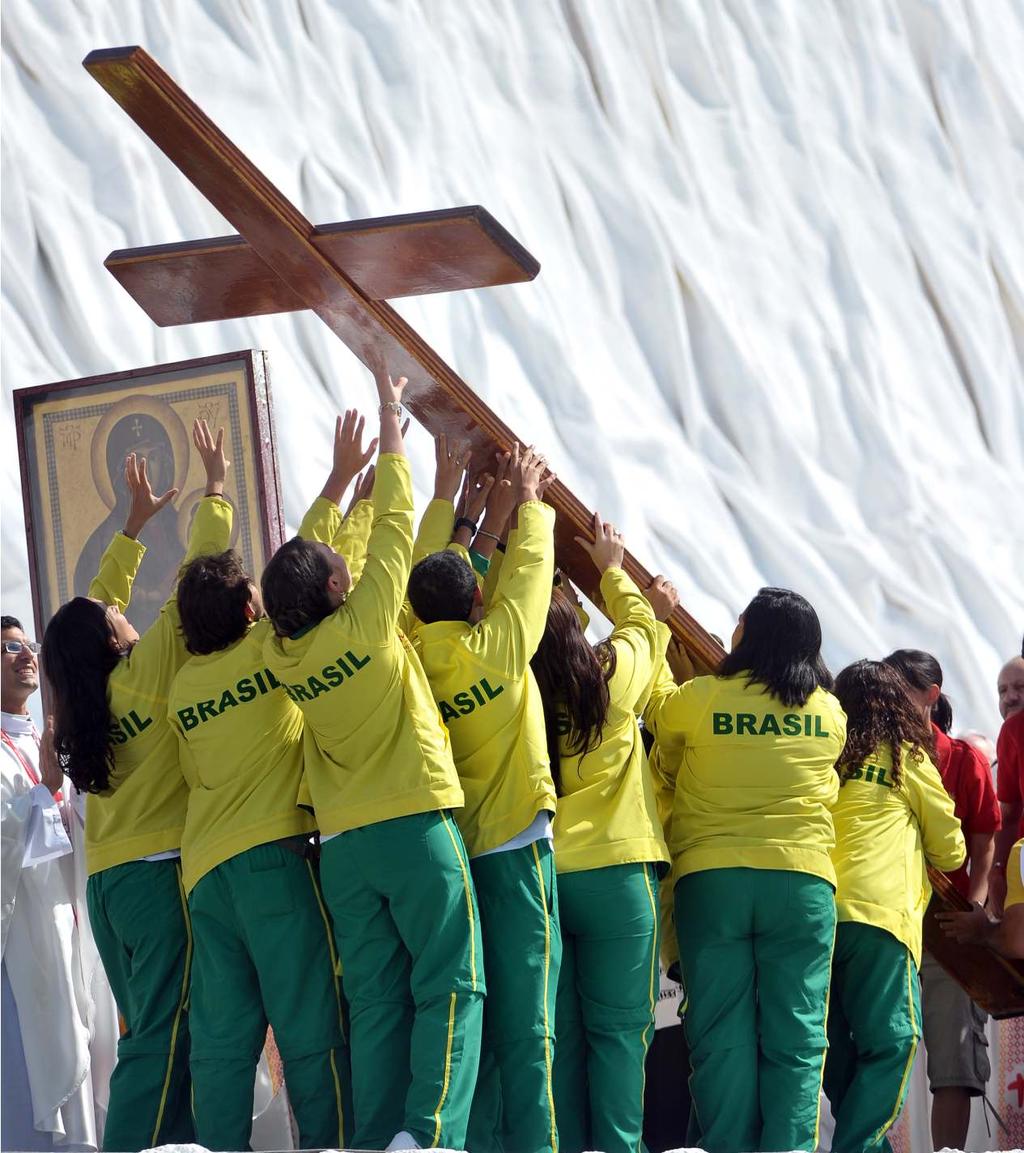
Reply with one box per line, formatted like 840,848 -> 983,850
1,711 -> 35,737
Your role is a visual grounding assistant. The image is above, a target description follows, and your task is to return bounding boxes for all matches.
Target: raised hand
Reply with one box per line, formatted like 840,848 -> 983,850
666,637 -> 696,685
193,418 -> 230,496
433,434 -> 470,502
575,513 -> 625,573
644,575 -> 680,623
374,372 -> 408,456
479,450 -> 515,537
513,444 -> 550,504
459,469 -> 497,526
122,451 -> 179,540
323,409 -> 378,504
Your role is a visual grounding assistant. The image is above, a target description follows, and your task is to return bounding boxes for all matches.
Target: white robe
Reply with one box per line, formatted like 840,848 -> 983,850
1,711 -> 116,1151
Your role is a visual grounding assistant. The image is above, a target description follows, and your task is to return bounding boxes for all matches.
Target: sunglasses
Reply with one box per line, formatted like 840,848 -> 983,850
1,640 -> 41,655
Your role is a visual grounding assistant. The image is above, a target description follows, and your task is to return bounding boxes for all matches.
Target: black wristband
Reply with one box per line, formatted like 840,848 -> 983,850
455,516 -> 478,534
496,541 -> 507,554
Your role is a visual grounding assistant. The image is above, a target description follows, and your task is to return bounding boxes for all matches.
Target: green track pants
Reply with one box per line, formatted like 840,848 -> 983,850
553,862 -> 660,1153
825,922 -> 921,1153
187,841 -> 349,1150
674,867 -> 836,1153
86,858 -> 194,1152
321,810 -> 485,1151
466,838 -> 560,1153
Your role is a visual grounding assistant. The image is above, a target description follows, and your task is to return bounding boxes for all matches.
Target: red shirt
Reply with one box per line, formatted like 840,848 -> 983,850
996,711 -> 1024,837
934,725 -> 1001,897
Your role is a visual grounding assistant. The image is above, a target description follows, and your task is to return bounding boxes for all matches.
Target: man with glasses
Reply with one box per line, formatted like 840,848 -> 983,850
1,613 -> 107,1150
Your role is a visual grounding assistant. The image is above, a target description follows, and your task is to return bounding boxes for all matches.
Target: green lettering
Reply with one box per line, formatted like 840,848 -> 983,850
759,713 -> 781,736
481,677 -> 504,701
804,715 -> 813,736
129,709 -> 152,732
440,700 -> 459,723
336,655 -> 353,677
197,700 -> 218,723
109,722 -> 127,745
121,713 -> 135,737
346,650 -> 371,670
306,675 -> 330,698
782,713 -> 802,736
177,706 -> 199,732
814,715 -> 829,738
470,683 -> 486,706
254,671 -> 267,694
217,689 -> 238,712
736,713 -> 756,736
454,691 -> 475,716
322,664 -> 344,687
864,763 -> 875,783
844,764 -> 863,781
292,684 -> 311,702
236,677 -> 256,702
265,668 -> 281,689
712,712 -> 733,735
876,767 -> 889,788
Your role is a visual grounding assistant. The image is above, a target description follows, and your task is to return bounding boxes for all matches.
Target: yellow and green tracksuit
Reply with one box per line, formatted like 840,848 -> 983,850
168,506 -> 352,1151
85,495 -> 232,1152
645,672 -> 846,1153
551,567 -> 668,1153
826,742 -> 965,1153
263,454 -> 482,1151
413,501 -> 560,1153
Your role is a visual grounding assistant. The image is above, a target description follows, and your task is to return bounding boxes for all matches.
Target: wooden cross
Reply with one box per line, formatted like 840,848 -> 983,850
83,45 -> 724,672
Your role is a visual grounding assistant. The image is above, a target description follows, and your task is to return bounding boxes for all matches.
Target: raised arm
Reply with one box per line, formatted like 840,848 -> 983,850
87,450 -> 179,609
345,374 -> 416,634
576,515 -> 660,711
471,445 -> 557,680
414,435 -> 469,564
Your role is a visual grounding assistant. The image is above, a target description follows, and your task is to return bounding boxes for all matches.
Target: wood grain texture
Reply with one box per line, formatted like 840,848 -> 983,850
84,44 -> 725,672
105,207 -> 540,326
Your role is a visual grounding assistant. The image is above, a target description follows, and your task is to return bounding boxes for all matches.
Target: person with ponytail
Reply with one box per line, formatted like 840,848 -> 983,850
883,649 -> 999,1150
42,421 -> 232,1152
531,515 -> 672,1153
644,587 -> 846,1153
826,660 -> 965,1153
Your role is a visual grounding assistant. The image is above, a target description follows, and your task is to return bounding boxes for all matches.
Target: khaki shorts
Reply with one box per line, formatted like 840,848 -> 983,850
920,951 -> 991,1095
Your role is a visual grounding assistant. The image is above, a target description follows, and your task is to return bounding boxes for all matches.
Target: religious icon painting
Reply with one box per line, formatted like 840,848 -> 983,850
14,350 -> 284,639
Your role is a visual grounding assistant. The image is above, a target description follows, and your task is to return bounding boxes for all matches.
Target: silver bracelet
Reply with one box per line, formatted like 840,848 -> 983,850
475,529 -> 502,543
379,401 -> 403,417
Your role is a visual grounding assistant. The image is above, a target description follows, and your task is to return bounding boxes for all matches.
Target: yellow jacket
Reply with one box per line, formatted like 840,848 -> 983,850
412,501 -> 557,856
552,568 -> 670,875
85,497 -> 234,875
263,455 -> 463,835
645,673 -> 846,886
169,495 -> 358,892
831,741 -> 966,964
169,623 -> 313,893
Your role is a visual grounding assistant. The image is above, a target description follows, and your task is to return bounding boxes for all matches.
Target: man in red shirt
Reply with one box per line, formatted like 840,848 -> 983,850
990,655 -> 1024,915
885,650 -> 1001,1152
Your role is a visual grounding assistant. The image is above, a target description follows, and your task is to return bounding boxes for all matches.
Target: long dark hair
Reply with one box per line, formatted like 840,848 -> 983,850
530,588 -> 616,794
718,587 -> 832,707
882,649 -> 952,734
834,660 -> 935,788
261,538 -> 333,638
43,598 -> 120,793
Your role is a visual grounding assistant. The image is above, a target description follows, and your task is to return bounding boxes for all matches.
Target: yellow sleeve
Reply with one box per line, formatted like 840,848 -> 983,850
600,567 -> 659,713
645,675 -> 710,744
481,537 -> 507,609
413,498 -> 456,565
1006,841 -> 1024,911
465,502 -> 555,681
297,496 -> 342,546
342,455 -> 414,635
905,748 -> 967,873
87,532 -> 146,611
333,500 -> 373,583
636,622 -> 672,718
181,495 -> 234,567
